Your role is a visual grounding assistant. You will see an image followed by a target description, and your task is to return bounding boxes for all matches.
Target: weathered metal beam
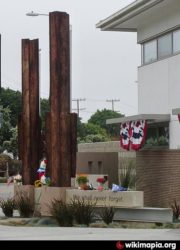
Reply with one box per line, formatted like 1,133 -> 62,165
29,39 -> 40,183
70,113 -> 77,177
49,11 -> 70,114
49,12 -> 71,186
21,39 -> 40,185
22,39 -> 31,185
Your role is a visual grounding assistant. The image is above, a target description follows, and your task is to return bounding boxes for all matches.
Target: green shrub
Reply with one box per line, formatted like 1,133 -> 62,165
71,197 -> 96,226
50,199 -> 73,227
0,198 -> 15,217
98,206 -> 115,225
120,159 -> 136,189
16,194 -> 34,218
171,199 -> 180,220
0,177 -> 7,183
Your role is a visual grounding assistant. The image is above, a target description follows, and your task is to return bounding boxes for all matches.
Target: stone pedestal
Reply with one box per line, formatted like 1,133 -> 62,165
14,185 -> 34,208
35,186 -> 70,216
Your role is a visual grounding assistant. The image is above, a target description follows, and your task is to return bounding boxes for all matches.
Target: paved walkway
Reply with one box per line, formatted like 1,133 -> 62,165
0,225 -> 179,240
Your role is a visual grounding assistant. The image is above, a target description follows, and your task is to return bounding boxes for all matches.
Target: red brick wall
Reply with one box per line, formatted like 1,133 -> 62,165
136,149 -> 180,208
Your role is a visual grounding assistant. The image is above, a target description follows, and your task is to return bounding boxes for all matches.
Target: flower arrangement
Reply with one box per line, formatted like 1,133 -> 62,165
34,177 -> 51,188
34,180 -> 42,188
96,176 -> 107,184
76,175 -> 89,185
76,175 -> 89,190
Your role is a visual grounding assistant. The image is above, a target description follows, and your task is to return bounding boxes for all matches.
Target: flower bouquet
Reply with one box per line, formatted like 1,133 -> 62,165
96,176 -> 108,191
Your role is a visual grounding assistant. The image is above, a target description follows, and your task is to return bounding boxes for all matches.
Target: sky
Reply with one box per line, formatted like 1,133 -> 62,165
0,0 -> 140,122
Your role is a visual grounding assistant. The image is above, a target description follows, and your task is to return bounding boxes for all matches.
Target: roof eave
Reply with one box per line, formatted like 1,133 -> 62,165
106,114 -> 170,125
96,0 -> 165,31
172,108 -> 180,115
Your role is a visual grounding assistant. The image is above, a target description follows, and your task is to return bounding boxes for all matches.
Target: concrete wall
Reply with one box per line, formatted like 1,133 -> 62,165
138,53 -> 180,149
77,142 -> 136,186
78,141 -> 125,153
137,0 -> 180,42
136,149 -> 180,208
77,152 -> 118,187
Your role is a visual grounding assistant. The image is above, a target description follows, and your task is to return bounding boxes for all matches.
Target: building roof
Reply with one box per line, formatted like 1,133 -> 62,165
172,108 -> 180,115
106,114 -> 170,125
96,0 -> 166,32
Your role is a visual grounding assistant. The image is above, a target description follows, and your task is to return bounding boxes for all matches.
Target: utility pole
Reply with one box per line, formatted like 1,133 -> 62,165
106,99 -> 120,111
72,98 -> 86,117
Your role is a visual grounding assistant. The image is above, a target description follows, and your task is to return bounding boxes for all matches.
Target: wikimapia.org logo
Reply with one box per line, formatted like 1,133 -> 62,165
116,241 -> 176,250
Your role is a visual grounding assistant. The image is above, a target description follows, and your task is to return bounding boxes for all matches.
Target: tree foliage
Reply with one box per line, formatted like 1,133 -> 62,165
88,109 -> 123,139
40,98 -> 50,130
77,118 -> 109,143
0,88 -> 22,127
0,107 -> 12,146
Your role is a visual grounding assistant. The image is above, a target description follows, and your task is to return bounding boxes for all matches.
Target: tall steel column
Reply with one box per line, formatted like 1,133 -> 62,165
49,11 -> 73,186
21,39 -> 40,185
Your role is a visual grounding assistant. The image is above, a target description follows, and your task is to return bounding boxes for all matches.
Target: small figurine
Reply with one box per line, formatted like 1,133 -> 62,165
37,158 -> 47,182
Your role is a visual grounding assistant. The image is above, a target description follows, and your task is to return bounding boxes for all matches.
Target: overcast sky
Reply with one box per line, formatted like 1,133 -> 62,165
0,0 -> 140,121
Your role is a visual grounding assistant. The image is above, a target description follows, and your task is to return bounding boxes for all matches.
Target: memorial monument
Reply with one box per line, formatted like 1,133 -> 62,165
19,11 -> 77,187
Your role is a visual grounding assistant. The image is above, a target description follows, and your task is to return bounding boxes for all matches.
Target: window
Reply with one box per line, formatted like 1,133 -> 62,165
143,40 -> 157,64
158,33 -> 172,58
142,28 -> 180,65
173,29 -> 180,53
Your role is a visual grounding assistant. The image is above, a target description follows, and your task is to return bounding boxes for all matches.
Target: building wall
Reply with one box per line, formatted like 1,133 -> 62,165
77,152 -> 119,187
137,0 -> 180,43
77,142 -> 136,186
78,141 -> 135,154
138,53 -> 180,149
136,149 -> 180,207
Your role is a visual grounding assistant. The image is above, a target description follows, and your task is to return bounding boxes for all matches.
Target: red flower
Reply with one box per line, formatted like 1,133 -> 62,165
96,177 -> 106,184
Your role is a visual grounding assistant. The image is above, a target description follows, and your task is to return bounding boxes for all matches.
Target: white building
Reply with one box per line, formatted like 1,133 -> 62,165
97,0 -> 180,149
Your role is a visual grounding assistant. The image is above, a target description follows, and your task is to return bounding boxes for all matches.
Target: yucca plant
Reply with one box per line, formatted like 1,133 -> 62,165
98,206 -> 115,225
120,159 -> 136,189
71,197 -> 96,226
171,199 -> 180,221
16,194 -> 34,218
0,198 -> 15,217
49,199 -> 73,227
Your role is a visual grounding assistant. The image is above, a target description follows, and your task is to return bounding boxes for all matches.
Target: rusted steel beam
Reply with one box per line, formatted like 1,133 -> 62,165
70,113 -> 77,177
22,39 -> 31,185
49,11 -> 70,114
29,39 -> 40,183
21,39 -> 40,185
49,12 -> 71,186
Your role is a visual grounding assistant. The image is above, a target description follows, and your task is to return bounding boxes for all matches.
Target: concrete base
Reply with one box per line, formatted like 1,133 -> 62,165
35,186 -> 68,216
0,183 -> 14,200
14,185 -> 34,208
112,207 -> 173,223
14,186 -> 172,223
66,190 -> 144,208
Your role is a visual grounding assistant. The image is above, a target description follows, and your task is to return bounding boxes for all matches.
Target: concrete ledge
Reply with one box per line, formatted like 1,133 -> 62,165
111,207 -> 173,223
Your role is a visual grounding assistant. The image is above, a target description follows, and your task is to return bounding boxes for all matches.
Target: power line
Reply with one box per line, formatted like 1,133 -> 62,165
106,98 -> 120,111
72,98 -> 86,117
